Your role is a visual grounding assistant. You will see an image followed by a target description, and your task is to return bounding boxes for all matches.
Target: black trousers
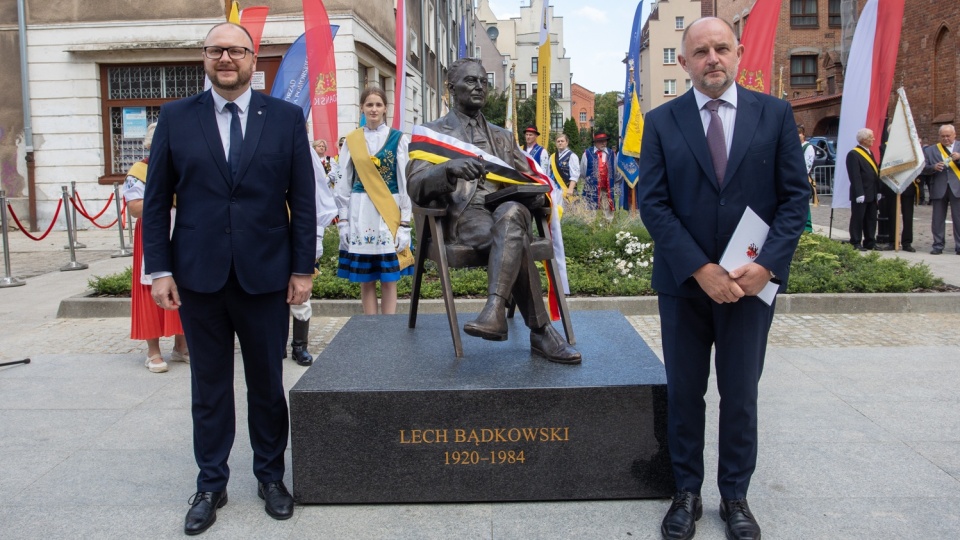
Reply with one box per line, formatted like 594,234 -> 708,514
178,271 -> 290,492
849,199 -> 878,248
876,183 -> 897,245
900,183 -> 917,245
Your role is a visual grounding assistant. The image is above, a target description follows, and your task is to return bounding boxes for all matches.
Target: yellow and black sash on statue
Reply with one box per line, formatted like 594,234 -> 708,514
345,128 -> 414,270
937,144 -> 960,179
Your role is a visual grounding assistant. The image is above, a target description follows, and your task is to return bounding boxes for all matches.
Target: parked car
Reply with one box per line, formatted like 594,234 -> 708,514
807,136 -> 837,194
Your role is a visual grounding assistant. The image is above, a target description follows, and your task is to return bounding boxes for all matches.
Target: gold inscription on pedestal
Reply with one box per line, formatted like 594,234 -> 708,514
397,426 -> 570,465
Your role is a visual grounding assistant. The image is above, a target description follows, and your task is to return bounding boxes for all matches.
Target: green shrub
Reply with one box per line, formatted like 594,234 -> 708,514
86,224 -> 944,298
88,266 -> 133,297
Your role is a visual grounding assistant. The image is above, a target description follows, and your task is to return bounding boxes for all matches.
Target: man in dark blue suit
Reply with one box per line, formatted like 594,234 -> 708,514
142,23 -> 316,535
638,17 -> 808,540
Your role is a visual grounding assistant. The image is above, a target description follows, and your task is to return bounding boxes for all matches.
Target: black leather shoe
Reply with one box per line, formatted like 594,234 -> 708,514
901,244 -> 916,253
661,491 -> 702,540
530,325 -> 581,364
464,295 -> 508,341
720,498 -> 761,540
931,249 -> 943,255
875,243 -> 894,251
258,481 -> 294,520
184,490 -> 227,536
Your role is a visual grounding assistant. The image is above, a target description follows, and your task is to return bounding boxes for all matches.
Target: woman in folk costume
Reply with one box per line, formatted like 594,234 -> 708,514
122,122 -> 188,373
335,87 -> 413,315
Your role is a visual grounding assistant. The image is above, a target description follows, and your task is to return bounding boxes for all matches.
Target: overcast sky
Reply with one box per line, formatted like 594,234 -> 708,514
486,0 -> 650,95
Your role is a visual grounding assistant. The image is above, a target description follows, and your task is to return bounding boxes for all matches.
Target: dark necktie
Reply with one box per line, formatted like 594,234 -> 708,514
705,99 -> 727,185
225,102 -> 243,179
468,118 -> 488,151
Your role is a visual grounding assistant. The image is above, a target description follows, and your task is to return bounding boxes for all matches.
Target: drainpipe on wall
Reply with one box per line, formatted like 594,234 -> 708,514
17,0 -> 37,231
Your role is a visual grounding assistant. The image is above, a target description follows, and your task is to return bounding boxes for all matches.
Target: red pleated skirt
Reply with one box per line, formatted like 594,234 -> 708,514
130,220 -> 183,340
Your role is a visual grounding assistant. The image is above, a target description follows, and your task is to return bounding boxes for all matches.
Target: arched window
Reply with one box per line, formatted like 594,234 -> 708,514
933,25 -> 957,123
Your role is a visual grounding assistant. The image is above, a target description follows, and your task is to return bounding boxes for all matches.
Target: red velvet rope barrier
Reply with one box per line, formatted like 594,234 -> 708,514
6,199 -> 64,241
69,196 -> 124,229
73,191 -> 114,221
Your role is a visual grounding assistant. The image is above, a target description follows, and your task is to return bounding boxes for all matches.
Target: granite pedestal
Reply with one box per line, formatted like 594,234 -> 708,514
290,310 -> 673,503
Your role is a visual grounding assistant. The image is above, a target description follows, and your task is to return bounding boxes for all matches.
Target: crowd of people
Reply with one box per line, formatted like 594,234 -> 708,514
127,14 -> 960,540
846,124 -> 960,254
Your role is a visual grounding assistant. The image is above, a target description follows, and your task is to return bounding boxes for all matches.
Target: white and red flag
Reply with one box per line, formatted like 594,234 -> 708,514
832,0 -> 905,209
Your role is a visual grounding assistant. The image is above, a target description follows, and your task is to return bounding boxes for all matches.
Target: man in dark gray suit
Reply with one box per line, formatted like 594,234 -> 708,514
406,58 -> 579,364
922,124 -> 960,254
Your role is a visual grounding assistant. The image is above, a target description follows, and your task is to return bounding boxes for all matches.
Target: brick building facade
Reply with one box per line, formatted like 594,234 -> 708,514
570,83 -> 595,131
716,0 -> 959,144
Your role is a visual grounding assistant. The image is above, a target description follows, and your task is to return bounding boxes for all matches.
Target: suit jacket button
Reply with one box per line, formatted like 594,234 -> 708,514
225,227 -> 231,234
719,198 -> 726,206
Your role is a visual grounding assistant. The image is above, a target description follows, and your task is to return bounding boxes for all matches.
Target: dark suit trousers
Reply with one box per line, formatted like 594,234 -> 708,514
876,183 -> 897,245
658,293 -> 774,500
177,271 -> 290,492
849,199 -> 878,248
900,184 -> 916,246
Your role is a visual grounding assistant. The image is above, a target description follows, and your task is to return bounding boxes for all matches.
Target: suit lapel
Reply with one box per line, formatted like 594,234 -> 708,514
672,91 -> 717,187
233,91 -> 267,189
723,86 -> 761,190
197,91 -> 233,188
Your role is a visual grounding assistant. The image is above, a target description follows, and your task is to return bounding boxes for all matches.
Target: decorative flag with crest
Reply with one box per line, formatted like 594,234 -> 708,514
832,0 -> 905,209
303,0 -> 339,155
734,0 -> 782,94
393,0 -> 407,130
269,27 -> 339,119
536,3 -> 551,149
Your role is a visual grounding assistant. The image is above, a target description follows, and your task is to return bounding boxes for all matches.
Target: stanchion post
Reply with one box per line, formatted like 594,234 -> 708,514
60,186 -> 88,271
64,181 -> 86,250
0,189 -> 27,287
111,182 -> 132,258
126,196 -> 134,247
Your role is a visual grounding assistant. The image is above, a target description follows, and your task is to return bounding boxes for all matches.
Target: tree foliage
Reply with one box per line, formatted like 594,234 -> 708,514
594,91 -> 622,149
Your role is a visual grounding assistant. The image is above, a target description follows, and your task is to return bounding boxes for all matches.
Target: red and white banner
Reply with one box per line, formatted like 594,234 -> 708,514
239,6 -> 270,54
392,0 -> 407,130
735,0 -> 782,94
303,0 -> 339,155
832,0 -> 905,209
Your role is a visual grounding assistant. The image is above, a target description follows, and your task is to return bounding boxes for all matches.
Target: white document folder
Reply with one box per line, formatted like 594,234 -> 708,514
718,207 -> 779,305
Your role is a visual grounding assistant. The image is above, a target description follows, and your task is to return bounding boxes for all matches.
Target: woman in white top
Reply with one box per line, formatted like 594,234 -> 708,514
334,87 -> 412,315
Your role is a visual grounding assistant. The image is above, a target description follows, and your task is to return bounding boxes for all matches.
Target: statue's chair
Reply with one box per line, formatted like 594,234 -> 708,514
407,203 -> 575,358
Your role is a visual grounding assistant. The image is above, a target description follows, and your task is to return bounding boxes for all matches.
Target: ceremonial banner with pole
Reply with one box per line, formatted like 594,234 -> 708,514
506,63 -> 518,144
735,0 -> 782,93
536,3 -> 550,148
833,0 -> 905,209
303,0 -> 339,155
392,0 -> 407,130
879,87 -> 924,251
618,1 -> 645,213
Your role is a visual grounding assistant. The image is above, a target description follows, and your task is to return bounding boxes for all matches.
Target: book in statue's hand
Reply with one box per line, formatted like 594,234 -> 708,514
484,184 -> 551,211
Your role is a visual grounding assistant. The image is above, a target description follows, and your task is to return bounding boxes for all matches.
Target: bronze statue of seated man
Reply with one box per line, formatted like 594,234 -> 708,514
406,58 -> 580,364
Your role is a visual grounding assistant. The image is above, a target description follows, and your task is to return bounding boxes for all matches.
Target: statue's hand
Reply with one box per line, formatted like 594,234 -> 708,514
443,158 -> 485,185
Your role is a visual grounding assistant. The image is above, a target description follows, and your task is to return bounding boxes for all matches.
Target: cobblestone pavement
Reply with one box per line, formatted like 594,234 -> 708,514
8,312 -> 960,362
627,313 -> 960,352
